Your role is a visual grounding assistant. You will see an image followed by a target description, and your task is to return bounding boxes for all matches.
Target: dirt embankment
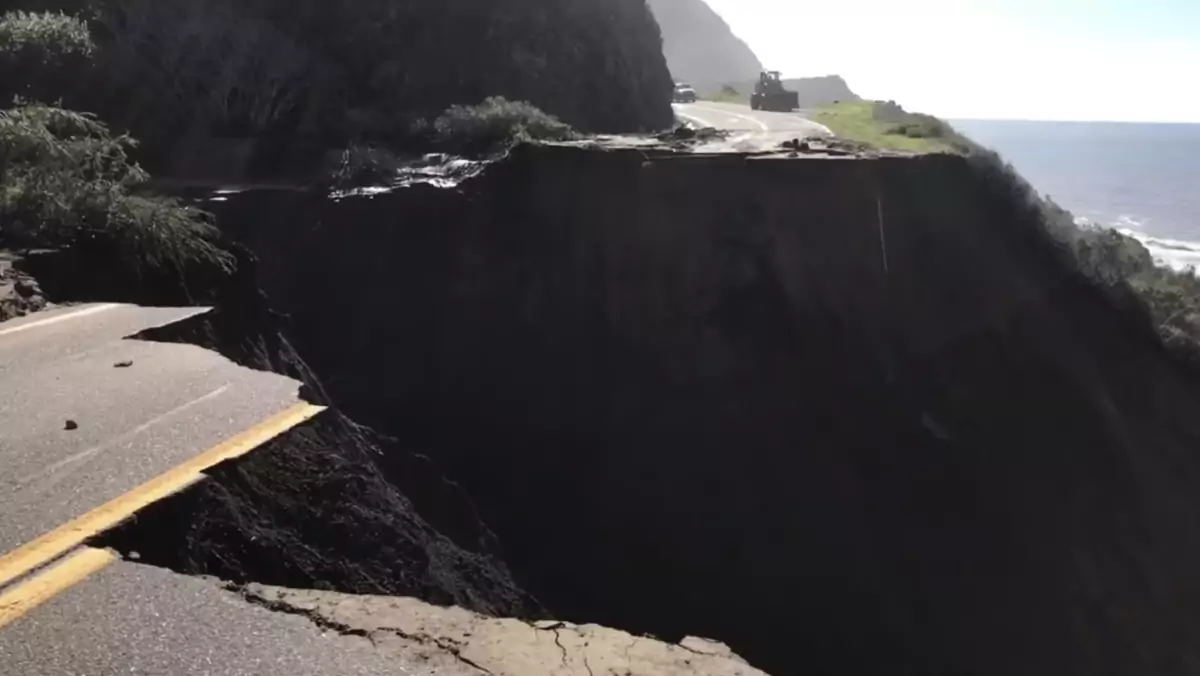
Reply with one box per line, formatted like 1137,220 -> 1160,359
94,145 -> 1200,676
0,252 -> 48,322
63,255 -> 541,619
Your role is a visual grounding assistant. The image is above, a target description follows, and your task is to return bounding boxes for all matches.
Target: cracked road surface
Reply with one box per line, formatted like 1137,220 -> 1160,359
673,101 -> 833,152
234,584 -> 771,676
0,304 -> 772,674
0,561 -> 434,676
0,303 -> 331,673
0,304 -> 304,554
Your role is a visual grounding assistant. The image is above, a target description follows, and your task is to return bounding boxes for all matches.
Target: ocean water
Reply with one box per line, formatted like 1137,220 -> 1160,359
950,119 -> 1200,271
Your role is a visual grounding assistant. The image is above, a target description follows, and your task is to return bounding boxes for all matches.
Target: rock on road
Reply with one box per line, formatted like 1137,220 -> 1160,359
673,100 -> 833,152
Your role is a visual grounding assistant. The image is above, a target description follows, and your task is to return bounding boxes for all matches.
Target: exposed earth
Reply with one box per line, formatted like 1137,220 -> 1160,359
0,253 -> 48,323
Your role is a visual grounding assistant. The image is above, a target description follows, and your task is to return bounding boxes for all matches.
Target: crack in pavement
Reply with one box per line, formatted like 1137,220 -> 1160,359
226,584 -> 767,675
538,622 -> 572,672
231,583 -> 494,674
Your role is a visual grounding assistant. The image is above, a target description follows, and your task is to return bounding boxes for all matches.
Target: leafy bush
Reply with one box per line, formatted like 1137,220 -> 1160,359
871,100 -> 907,123
0,10 -> 93,62
891,117 -> 948,139
0,102 -> 234,275
1074,229 -> 1200,353
431,97 -> 576,153
1130,272 -> 1200,350
0,11 -> 95,102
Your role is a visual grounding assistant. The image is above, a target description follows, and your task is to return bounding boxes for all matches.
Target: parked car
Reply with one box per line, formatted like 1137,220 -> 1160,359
673,82 -> 697,103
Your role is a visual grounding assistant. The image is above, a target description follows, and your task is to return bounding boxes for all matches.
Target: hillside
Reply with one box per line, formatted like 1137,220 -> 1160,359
644,0 -> 860,105
781,74 -> 860,106
646,0 -> 763,89
3,0 -> 675,156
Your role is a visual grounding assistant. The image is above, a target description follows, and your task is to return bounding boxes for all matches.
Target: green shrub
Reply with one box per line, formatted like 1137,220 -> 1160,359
891,118 -> 947,139
871,100 -> 907,123
0,102 -> 234,275
0,11 -> 95,101
431,97 -> 576,153
1131,272 -> 1200,349
0,10 -> 93,62
983,149 -> 1200,355
960,146 -> 1191,354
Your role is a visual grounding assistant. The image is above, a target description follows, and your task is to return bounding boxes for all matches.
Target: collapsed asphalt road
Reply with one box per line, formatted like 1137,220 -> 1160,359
0,304 -> 305,554
166,141 -> 1200,676
672,100 -> 832,151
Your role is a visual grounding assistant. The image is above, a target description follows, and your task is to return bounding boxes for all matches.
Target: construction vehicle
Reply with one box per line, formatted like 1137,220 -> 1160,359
750,71 -> 799,112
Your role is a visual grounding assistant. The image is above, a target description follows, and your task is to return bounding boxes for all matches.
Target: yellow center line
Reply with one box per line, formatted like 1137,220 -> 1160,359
0,547 -> 116,631
0,401 -> 326,593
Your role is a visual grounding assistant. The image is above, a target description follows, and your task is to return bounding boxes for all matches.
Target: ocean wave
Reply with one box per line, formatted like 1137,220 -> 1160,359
1072,214 -> 1200,273
1113,215 -> 1200,273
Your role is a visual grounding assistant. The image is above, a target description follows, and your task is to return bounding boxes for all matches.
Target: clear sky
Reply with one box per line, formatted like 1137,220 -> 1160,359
700,0 -> 1200,123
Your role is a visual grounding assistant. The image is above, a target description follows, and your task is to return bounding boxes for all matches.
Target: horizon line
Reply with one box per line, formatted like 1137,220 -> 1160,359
946,116 -> 1200,125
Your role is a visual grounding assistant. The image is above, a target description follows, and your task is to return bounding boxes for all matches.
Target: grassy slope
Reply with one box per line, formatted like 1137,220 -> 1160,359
814,101 -> 964,154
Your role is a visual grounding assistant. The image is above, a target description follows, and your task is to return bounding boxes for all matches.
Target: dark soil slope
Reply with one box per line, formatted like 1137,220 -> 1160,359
193,146 -> 1200,676
30,248 -> 544,619
647,0 -> 763,89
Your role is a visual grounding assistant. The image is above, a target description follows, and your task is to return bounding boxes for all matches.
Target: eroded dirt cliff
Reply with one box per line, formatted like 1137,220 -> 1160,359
66,257 -> 545,619
99,145 -> 1200,676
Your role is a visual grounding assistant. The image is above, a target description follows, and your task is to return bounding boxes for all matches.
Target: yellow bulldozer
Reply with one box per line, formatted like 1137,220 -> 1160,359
750,71 -> 799,112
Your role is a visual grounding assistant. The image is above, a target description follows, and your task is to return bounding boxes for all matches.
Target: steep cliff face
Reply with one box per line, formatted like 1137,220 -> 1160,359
647,0 -> 763,88
189,145 -> 1200,676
